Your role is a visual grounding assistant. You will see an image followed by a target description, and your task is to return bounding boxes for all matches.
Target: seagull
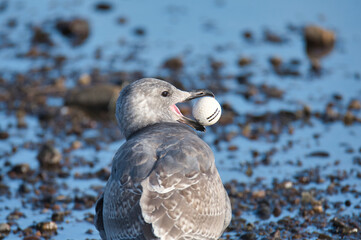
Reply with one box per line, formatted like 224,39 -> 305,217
95,78 -> 231,240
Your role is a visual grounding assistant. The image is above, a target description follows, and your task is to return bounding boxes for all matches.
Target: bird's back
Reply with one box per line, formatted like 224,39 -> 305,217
95,123 -> 231,240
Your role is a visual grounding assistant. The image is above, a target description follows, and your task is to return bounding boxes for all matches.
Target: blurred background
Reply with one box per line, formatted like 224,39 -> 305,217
0,0 -> 360,239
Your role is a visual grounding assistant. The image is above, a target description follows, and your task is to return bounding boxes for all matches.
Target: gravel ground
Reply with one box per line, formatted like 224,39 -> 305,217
0,1 -> 360,239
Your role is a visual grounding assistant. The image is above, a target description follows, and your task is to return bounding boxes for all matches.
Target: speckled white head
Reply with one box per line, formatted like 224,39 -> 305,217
116,78 -> 214,139
192,96 -> 222,126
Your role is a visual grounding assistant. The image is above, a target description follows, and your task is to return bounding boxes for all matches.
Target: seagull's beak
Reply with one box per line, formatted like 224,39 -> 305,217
174,89 -> 215,132
184,89 -> 215,101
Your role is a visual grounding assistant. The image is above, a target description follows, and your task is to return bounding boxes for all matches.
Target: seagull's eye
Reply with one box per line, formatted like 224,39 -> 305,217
161,91 -> 170,97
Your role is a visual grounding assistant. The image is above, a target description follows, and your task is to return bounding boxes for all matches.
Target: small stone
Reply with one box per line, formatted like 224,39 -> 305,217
306,151 -> 329,158
23,236 -> 41,240
71,140 -> 82,150
238,57 -> 252,67
313,205 -> 323,213
257,200 -> 271,220
51,212 -> 65,222
163,57 -> 183,71
269,56 -> 282,68
0,131 -> 9,140
78,73 -> 91,86
0,223 -> 10,233
31,27 -> 53,46
283,181 -> 293,189
242,30 -> 253,40
95,2 -> 112,11
65,84 -> 122,111
18,183 -> 31,194
245,167 -> 253,177
55,18 -> 90,46
134,27 -> 146,36
240,233 -> 257,240
252,190 -> 266,198
343,111 -> 354,126
304,25 -> 335,70
273,206 -> 282,217
348,99 -> 361,110
318,233 -> 332,240
37,143 -> 62,168
264,30 -> 285,43
36,221 -> 57,232
8,164 -> 31,178
6,210 -> 25,220
301,192 -> 314,205
227,145 -> 238,151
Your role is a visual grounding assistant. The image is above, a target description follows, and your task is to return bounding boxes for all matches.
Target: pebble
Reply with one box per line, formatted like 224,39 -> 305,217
37,143 -> 62,168
0,223 -> 10,233
55,18 -> 90,46
238,57 -> 252,67
36,221 -> 58,232
348,99 -> 361,110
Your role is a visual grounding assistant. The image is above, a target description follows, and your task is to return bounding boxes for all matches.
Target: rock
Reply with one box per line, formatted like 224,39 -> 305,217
252,190 -> 266,198
304,25 -> 335,70
261,84 -> 284,99
134,27 -> 146,36
8,164 -> 32,179
240,232 -> 257,240
210,60 -> 224,72
227,145 -> 238,151
51,211 -> 69,222
23,236 -> 41,240
242,30 -> 253,41
95,2 -> 112,11
31,27 -> 53,46
264,30 -> 286,43
36,221 -> 57,232
313,204 -> 324,213
78,73 -> 92,86
0,223 -> 10,233
96,168 -> 111,181
37,143 -> 62,168
18,183 -> 31,194
318,233 -> 333,240
331,218 -> 358,235
301,192 -> 314,205
6,210 -> 25,220
273,205 -> 282,217
55,18 -> 90,46
65,84 -> 122,111
238,57 -> 252,67
0,131 -> 9,140
343,111 -> 355,126
306,151 -> 330,158
348,99 -> 361,110
257,200 -> 271,220
0,183 -> 10,195
70,140 -> 82,150
163,57 -> 183,71
269,56 -> 282,68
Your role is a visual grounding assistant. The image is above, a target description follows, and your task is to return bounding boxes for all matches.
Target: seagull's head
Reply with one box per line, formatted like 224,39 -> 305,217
116,78 -> 214,139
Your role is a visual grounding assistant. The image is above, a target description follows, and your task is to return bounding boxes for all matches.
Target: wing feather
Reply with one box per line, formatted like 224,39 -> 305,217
140,139 -> 231,240
97,124 -> 231,240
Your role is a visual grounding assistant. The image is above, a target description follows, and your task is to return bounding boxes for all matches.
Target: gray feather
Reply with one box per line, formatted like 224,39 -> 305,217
97,123 -> 231,240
